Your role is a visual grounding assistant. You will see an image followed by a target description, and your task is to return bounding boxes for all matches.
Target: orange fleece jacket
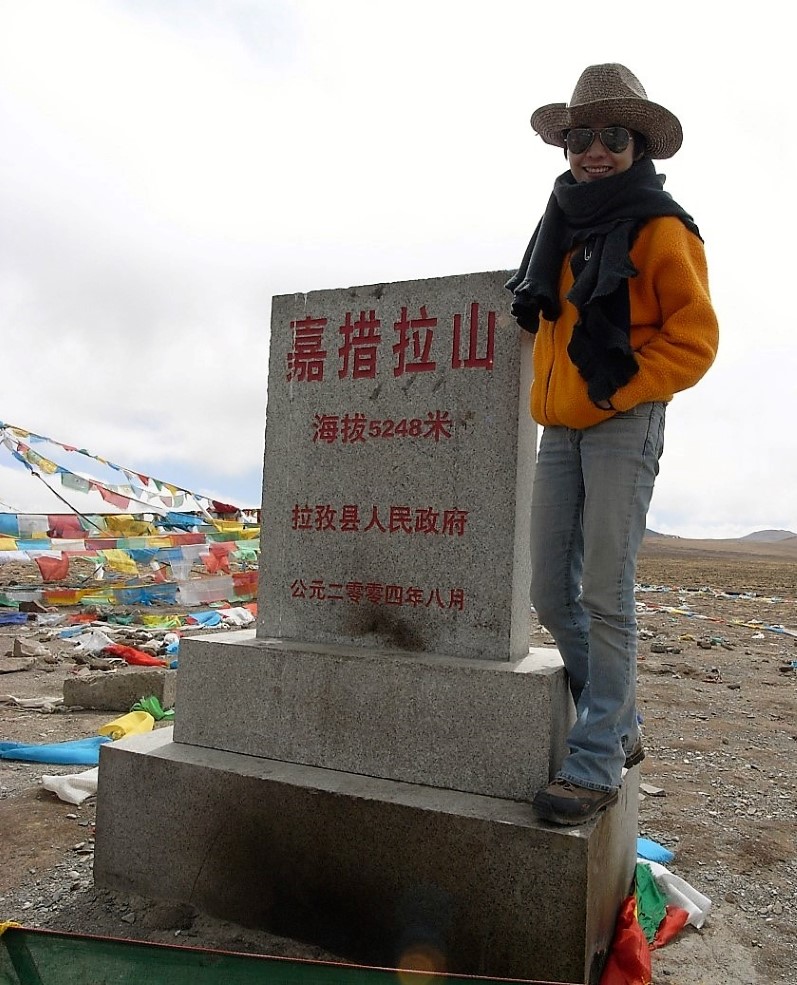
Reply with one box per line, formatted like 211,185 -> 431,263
529,215 -> 719,429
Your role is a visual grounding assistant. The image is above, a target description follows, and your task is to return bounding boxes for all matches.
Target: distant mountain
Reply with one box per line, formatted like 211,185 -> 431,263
645,528 -> 796,543
739,529 -> 797,543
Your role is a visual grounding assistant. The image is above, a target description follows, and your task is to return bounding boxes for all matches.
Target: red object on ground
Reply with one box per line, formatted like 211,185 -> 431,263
650,906 -> 690,950
599,895 -> 652,985
102,644 -> 168,667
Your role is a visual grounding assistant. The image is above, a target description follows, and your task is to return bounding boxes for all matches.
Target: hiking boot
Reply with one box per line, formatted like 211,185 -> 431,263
624,737 -> 645,769
532,779 -> 619,826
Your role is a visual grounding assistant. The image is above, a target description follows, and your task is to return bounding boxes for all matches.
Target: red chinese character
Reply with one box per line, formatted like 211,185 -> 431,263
339,505 -> 361,531
313,414 -> 340,443
291,504 -> 313,531
287,316 -> 328,381
345,581 -> 365,603
414,508 -> 440,534
290,579 -> 307,598
339,310 -> 381,379
392,305 -> 437,377
449,588 -> 465,610
388,505 -> 413,533
327,582 -> 345,600
426,588 -> 445,609
423,410 -> 453,442
451,303 -> 495,370
341,412 -> 367,444
363,506 -> 387,532
308,579 -> 326,599
405,586 -> 425,607
384,584 -> 404,605
365,582 -> 384,604
442,509 -> 469,536
315,505 -> 337,531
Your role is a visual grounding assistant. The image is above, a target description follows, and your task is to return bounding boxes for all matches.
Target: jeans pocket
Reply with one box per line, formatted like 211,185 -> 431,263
642,402 -> 666,464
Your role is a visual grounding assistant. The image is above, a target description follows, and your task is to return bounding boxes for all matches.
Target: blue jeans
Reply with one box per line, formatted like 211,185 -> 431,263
530,402 -> 666,792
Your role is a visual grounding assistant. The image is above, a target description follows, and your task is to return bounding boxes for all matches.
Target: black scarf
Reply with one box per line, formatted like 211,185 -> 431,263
505,158 -> 701,403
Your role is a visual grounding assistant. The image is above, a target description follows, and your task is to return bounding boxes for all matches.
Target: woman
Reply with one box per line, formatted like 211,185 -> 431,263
506,64 -> 719,826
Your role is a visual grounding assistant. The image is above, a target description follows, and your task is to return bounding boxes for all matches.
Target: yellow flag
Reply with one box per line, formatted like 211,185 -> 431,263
98,711 -> 155,740
105,516 -> 154,537
100,549 -> 139,576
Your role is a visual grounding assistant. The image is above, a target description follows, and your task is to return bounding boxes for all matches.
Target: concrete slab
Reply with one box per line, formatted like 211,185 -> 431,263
63,667 -> 176,711
174,630 -> 573,801
95,729 -> 638,984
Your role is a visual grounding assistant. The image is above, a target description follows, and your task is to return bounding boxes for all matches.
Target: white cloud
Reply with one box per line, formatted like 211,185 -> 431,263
1,0 -> 795,536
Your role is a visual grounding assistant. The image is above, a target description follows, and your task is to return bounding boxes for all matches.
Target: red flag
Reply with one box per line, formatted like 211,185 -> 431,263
102,644 -> 167,667
212,500 -> 239,515
202,552 -> 230,574
47,514 -> 84,538
35,555 -> 70,582
650,906 -> 690,950
600,895 -> 652,985
209,542 -> 235,556
98,486 -> 130,509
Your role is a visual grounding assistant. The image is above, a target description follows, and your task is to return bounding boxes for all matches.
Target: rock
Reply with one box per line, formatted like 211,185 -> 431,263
63,666 -> 177,711
0,656 -> 35,674
19,600 -> 49,613
12,638 -> 51,658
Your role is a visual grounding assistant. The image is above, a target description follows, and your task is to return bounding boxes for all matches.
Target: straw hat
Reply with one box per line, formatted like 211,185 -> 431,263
530,63 -> 683,159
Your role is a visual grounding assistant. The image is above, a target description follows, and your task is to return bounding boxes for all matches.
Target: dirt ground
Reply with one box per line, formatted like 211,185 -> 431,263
1,534 -> 796,985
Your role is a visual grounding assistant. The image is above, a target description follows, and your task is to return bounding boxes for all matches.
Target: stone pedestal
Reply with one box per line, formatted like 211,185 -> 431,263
173,631 -> 571,801
95,727 -> 638,984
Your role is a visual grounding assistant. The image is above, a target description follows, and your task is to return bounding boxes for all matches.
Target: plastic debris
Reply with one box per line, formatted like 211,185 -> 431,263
41,767 -> 99,805
0,613 -> 28,626
71,628 -> 118,654
219,606 -> 255,627
101,643 -> 168,667
187,610 -> 224,628
0,694 -> 62,713
0,735 -> 110,765
636,837 -> 674,864
97,710 -> 155,740
130,695 -> 174,721
639,859 -> 712,929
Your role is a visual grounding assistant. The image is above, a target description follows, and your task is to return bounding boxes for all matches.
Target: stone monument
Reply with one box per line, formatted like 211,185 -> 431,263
94,271 -> 637,984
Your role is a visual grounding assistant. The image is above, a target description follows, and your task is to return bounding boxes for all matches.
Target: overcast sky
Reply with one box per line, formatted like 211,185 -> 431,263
1,0 -> 794,538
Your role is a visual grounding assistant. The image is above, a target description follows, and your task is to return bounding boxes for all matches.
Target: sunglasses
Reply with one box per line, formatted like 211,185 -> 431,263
564,126 -> 632,155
